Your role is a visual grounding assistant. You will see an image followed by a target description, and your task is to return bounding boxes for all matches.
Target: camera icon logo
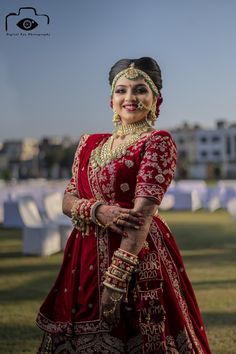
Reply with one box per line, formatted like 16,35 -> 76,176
5,7 -> 50,32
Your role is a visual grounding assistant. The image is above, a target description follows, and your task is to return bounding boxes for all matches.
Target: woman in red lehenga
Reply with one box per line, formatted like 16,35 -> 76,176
36,57 -> 211,354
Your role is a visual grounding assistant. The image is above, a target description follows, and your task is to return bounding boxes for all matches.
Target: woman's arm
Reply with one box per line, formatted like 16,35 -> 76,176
119,132 -> 177,253
62,193 -> 78,218
101,197 -> 157,326
119,197 -> 158,254
62,192 -> 143,235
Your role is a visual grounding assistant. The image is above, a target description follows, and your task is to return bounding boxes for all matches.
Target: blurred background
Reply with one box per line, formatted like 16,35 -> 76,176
0,1 -> 236,353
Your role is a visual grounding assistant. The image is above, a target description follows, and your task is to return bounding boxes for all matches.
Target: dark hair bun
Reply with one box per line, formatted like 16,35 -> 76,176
109,57 -> 162,91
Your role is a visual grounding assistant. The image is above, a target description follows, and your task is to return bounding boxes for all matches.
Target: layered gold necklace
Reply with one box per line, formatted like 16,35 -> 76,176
90,119 -> 152,169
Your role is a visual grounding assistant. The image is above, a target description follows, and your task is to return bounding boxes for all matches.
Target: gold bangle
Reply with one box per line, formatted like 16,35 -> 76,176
103,282 -> 127,293
110,264 -> 132,275
114,253 -> 137,266
115,249 -> 139,266
90,201 -> 105,223
105,271 -> 126,283
95,217 -> 108,229
118,248 -> 138,259
108,266 -> 131,280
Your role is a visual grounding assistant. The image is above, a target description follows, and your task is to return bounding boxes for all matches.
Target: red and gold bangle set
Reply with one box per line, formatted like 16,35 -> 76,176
71,199 -> 139,300
103,248 -> 139,299
71,198 -> 106,236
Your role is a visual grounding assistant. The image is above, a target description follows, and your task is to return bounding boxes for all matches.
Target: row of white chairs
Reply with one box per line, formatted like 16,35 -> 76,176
159,190 -> 236,218
159,180 -> 236,217
3,192 -> 72,256
1,179 -> 236,258
1,179 -> 236,215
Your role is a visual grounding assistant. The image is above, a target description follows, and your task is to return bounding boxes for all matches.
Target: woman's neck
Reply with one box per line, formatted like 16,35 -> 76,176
114,118 -> 152,138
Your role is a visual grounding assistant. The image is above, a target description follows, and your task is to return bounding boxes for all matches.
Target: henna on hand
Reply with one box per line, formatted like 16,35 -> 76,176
96,205 -> 144,236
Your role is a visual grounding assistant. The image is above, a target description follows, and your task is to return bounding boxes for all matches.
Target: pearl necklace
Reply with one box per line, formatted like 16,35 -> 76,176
90,119 -> 152,169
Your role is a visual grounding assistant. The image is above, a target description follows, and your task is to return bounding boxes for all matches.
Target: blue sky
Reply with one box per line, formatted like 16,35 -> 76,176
1,0 -> 236,141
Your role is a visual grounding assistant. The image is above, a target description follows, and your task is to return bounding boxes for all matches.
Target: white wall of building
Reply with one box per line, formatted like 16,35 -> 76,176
171,121 -> 236,179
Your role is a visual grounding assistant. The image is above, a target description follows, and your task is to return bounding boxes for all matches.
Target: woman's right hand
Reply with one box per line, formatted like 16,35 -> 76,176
96,204 -> 144,236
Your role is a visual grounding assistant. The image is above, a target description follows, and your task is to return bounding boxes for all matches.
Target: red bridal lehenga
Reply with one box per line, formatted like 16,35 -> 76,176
36,130 -> 211,354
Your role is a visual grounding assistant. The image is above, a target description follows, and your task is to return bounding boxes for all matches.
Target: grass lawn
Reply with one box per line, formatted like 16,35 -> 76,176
0,210 -> 236,354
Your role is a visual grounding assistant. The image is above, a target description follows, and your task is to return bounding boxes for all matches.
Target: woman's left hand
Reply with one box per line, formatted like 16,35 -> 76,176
101,287 -> 123,326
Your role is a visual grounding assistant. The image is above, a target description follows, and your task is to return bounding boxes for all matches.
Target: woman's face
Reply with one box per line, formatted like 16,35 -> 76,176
112,76 -> 155,124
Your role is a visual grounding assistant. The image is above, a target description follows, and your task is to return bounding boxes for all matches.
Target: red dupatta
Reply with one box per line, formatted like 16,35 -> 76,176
76,133 -> 110,199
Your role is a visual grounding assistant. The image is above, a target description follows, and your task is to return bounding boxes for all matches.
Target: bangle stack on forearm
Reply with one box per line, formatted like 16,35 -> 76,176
103,248 -> 139,302
71,198 -> 107,236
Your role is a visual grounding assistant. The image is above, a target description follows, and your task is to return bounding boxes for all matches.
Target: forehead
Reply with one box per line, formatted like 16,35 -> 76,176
115,76 -> 148,88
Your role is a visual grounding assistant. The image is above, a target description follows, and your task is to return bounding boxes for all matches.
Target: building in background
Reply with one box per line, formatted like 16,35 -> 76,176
171,120 -> 236,179
0,120 -> 236,180
0,136 -> 76,180
38,136 -> 76,179
0,139 -> 39,179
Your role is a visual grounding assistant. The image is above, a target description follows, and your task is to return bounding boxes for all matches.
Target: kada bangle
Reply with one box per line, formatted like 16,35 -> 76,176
103,282 -> 127,293
95,217 -> 108,229
90,200 -> 105,223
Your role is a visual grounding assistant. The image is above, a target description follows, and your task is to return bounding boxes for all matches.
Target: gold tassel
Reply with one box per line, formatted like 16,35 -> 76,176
147,99 -> 157,125
112,109 -> 121,126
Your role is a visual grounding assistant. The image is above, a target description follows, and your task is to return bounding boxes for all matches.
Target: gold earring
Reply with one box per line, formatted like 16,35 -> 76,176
147,99 -> 157,125
112,109 -> 121,126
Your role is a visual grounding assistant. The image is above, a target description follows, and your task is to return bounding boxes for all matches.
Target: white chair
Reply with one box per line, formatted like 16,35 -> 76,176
176,180 -> 207,208
0,183 -> 7,224
3,198 -> 25,228
43,192 -> 72,250
18,196 -> 61,256
208,195 -> 222,212
227,197 -> 236,220
172,190 -> 202,211
159,194 -> 175,211
191,190 -> 202,211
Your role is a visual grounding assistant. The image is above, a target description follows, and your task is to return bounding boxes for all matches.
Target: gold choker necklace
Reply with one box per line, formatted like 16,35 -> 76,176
115,119 -> 152,138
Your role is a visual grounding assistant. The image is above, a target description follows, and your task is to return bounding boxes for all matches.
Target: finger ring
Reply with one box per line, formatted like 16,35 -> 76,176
113,218 -> 118,225
116,218 -> 122,226
113,216 -> 121,225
